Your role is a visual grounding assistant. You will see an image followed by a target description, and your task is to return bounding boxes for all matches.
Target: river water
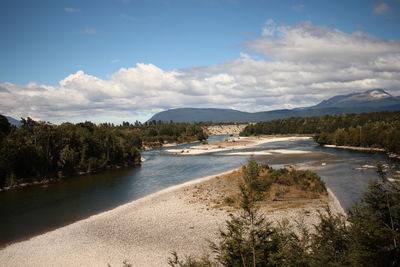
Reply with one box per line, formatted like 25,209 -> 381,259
0,136 -> 398,247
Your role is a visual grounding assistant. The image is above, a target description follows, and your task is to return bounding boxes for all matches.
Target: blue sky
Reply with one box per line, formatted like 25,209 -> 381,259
1,0 -> 400,123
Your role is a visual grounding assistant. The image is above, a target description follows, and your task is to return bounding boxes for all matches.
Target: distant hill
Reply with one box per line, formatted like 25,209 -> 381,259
6,116 -> 21,127
148,89 -> 400,123
148,108 -> 255,123
309,89 -> 399,109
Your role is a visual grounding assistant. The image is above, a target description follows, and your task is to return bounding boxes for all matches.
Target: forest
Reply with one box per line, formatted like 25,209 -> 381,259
0,115 -> 207,188
240,111 -> 400,154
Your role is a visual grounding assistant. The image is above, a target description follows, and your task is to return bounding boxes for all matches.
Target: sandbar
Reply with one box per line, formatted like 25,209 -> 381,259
166,136 -> 312,155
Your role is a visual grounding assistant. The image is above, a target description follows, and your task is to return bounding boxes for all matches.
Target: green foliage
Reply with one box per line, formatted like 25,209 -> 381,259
209,209 -> 278,266
265,168 -> 326,193
242,161 -> 271,201
244,160 -> 260,183
269,219 -> 312,266
268,169 -> 288,183
196,131 -> 208,142
0,118 -> 142,187
240,111 -> 400,154
138,121 -> 206,146
347,179 -> 400,266
239,161 -> 326,203
168,251 -> 216,267
0,116 -> 208,188
168,167 -> 400,266
309,208 -> 350,266
0,114 -> 12,140
290,170 -> 327,193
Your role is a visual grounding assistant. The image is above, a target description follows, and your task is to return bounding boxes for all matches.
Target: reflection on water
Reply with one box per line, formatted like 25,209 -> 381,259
0,135 -> 397,246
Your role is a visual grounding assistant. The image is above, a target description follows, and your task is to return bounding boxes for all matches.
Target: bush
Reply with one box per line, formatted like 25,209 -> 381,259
167,167 -> 400,266
275,174 -> 294,186
290,170 -> 326,193
267,168 -> 288,182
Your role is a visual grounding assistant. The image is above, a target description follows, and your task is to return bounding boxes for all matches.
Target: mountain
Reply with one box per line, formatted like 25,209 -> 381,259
6,116 -> 21,127
148,108 -> 255,123
309,89 -> 398,109
148,89 -> 400,123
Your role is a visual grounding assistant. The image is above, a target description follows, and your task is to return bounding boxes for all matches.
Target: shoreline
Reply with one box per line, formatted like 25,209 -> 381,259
326,188 -> 347,215
0,170 -> 232,266
323,144 -> 400,160
0,161 -> 141,192
0,169 -> 234,248
0,166 -> 346,266
323,144 -> 386,152
142,139 -> 201,150
1,137 -> 207,192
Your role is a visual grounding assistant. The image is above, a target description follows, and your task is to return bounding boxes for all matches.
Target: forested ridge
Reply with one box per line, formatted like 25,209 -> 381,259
240,111 -> 400,154
0,115 -> 207,188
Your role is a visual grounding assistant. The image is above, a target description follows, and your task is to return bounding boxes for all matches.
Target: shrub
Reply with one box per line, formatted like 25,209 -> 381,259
275,174 -> 294,186
167,167 -> 400,266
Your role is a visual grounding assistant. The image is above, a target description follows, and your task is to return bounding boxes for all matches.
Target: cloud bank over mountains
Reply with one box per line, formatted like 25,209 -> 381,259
1,21 -> 400,123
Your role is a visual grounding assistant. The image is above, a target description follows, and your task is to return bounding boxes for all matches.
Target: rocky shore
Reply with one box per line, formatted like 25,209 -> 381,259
0,167 -> 344,266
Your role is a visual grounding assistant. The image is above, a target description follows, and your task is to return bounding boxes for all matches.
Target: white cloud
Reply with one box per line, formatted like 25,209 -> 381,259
1,22 -> 400,123
373,3 -> 389,15
64,8 -> 80,13
247,22 -> 400,63
261,19 -> 277,37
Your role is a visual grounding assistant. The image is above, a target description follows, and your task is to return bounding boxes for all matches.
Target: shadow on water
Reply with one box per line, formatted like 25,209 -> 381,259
0,136 -> 397,247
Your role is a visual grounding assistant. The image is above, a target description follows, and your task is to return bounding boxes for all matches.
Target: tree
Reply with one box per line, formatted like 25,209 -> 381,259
347,166 -> 400,266
309,208 -> 350,266
196,131 -> 208,142
0,114 -> 11,139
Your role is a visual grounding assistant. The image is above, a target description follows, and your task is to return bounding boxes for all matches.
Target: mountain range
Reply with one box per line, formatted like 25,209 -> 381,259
149,89 -> 400,123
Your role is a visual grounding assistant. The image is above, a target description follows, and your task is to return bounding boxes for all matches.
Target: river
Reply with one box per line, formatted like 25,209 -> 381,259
0,136 -> 398,247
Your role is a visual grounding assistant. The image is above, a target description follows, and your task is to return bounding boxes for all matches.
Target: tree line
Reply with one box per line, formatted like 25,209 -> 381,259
0,115 -> 208,188
99,119 -> 207,148
240,111 -> 400,154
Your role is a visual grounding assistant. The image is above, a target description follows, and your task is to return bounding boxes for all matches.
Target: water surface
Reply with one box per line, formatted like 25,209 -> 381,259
0,136 -> 397,247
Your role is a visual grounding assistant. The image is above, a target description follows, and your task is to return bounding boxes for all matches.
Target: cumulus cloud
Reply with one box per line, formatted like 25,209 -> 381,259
1,21 -> 400,123
373,3 -> 389,15
261,19 -> 277,37
0,86 -> 10,93
247,22 -> 400,63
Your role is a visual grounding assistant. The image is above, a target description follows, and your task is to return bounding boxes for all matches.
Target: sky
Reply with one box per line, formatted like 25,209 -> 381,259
1,0 -> 400,124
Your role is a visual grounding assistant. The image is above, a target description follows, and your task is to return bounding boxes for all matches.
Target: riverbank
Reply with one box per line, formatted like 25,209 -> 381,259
142,139 -> 200,150
0,160 -> 141,192
323,144 -> 386,152
202,123 -> 249,136
323,144 -> 400,160
0,167 -> 344,266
